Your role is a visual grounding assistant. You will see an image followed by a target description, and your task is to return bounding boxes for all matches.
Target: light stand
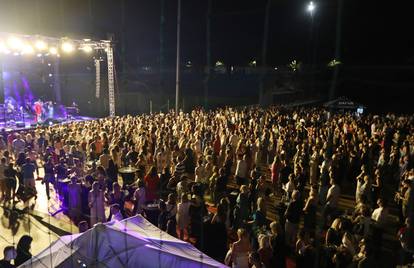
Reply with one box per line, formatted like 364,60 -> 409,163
105,41 -> 116,117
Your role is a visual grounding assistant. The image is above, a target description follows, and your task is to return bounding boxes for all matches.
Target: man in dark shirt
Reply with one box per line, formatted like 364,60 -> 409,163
279,161 -> 293,185
126,146 -> 139,164
284,190 -> 302,248
158,201 -> 168,231
37,133 -> 46,153
43,158 -> 55,200
56,159 -> 68,183
214,168 -> 228,204
21,158 -> 36,194
0,246 -> 17,268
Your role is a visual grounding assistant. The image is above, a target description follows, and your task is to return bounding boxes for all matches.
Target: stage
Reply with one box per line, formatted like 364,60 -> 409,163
0,113 -> 96,132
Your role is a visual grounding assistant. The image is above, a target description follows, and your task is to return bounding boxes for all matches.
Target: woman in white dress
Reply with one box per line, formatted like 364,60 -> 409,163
176,193 -> 191,240
133,179 -> 146,215
88,181 -> 106,226
227,228 -> 251,268
309,148 -> 318,186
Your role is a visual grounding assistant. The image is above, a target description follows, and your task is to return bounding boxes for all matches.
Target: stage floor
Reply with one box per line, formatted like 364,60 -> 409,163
0,115 -> 97,132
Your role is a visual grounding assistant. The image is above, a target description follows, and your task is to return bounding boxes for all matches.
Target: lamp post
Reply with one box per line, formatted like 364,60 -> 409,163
307,1 -> 316,59
175,0 -> 181,113
307,1 -> 316,95
307,1 -> 316,18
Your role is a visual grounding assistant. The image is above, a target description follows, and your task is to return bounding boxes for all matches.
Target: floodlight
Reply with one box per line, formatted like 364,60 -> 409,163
81,45 -> 93,53
22,44 -> 34,54
35,40 -> 48,51
49,47 -> 58,55
307,1 -> 316,14
0,41 -> 7,53
62,41 -> 74,53
7,36 -> 24,50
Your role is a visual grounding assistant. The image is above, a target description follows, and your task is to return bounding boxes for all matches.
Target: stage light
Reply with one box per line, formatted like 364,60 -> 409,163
22,44 -> 34,55
35,40 -> 48,51
7,36 -> 24,50
49,47 -> 58,55
0,41 -> 7,53
62,41 -> 74,53
48,73 -> 53,77
81,45 -> 93,53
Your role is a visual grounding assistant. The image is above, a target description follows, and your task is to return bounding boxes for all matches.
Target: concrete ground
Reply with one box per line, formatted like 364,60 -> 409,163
0,169 -> 77,256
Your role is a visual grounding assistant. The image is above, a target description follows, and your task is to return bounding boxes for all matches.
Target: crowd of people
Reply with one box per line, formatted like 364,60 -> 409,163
0,106 -> 414,267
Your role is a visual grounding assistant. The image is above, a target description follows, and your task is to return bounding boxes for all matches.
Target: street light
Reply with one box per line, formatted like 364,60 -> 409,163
307,1 -> 316,17
307,1 -> 316,94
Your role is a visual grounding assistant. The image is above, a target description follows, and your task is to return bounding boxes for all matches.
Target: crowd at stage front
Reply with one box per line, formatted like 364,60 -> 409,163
1,106 -> 414,267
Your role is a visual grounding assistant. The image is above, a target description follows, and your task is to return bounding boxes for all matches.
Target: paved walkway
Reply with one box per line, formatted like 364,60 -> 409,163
0,169 -> 77,256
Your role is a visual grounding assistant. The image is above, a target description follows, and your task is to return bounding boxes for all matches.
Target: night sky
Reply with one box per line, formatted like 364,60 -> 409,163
0,0 -> 413,68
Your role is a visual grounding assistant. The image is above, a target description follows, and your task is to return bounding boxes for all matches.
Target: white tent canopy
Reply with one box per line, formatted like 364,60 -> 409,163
20,215 -> 227,268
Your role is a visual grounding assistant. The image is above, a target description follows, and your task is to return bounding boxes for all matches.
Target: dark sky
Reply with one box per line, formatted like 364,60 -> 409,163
0,0 -> 413,68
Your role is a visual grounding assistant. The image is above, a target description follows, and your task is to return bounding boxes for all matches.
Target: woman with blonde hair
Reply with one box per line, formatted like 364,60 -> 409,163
257,234 -> 272,268
325,217 -> 342,247
234,185 -> 250,229
88,181 -> 105,226
269,221 -> 286,268
303,186 -> 319,234
225,228 -> 251,268
176,193 -> 191,240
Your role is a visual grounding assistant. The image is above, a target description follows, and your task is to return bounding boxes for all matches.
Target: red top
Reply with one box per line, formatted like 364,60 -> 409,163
213,137 -> 221,155
271,162 -> 281,184
144,174 -> 160,201
34,102 -> 42,115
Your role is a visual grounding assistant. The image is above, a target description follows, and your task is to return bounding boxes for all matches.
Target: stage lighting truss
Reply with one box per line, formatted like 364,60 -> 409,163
0,32 -> 110,56
94,58 -> 102,99
0,32 -> 116,116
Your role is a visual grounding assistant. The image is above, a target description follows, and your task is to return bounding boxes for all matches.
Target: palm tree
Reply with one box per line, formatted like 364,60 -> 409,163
288,60 -> 302,72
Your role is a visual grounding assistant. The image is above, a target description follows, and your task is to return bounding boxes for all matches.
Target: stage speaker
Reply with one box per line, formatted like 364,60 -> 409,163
42,118 -> 62,126
15,122 -> 25,128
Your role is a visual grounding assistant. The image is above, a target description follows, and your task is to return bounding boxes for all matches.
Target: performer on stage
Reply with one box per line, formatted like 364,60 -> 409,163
47,101 -> 54,119
5,99 -> 15,114
34,100 -> 43,122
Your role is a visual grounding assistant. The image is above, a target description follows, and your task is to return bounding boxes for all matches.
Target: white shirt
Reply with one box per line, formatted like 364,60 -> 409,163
230,134 -> 239,148
111,211 -> 124,221
134,187 -> 146,214
235,159 -> 247,178
327,184 -> 341,208
283,181 -> 295,195
195,165 -> 207,184
12,138 -> 25,154
371,207 -> 388,227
